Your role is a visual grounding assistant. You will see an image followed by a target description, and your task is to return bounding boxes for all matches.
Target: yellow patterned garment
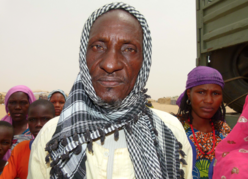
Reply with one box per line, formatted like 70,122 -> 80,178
180,120 -> 231,179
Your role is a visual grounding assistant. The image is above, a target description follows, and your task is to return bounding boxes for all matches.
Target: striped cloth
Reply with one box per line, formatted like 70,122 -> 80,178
45,2 -> 184,179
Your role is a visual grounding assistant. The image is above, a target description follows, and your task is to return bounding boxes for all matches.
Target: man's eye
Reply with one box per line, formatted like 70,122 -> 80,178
198,91 -> 204,94
42,118 -> 50,121
92,44 -> 104,50
123,48 -> 136,53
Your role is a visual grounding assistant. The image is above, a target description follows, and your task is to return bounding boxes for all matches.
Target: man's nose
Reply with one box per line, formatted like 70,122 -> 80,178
36,119 -> 43,127
99,49 -> 123,74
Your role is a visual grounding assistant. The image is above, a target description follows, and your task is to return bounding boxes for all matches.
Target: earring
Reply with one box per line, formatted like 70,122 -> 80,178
8,112 -> 10,116
186,99 -> 191,105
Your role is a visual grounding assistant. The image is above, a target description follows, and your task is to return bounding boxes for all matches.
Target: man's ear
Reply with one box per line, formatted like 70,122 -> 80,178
186,89 -> 191,100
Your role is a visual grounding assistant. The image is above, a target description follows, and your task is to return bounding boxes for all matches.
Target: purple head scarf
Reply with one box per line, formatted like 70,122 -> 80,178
176,66 -> 224,106
1,85 -> 36,124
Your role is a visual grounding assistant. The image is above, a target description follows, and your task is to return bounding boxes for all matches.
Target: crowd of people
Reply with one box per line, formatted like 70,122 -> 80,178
0,2 -> 247,179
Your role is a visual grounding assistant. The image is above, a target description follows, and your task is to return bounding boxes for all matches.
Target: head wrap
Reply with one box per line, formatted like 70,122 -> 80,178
46,3 -> 183,179
48,89 -> 67,101
1,85 -> 36,124
213,95 -> 248,178
176,66 -> 225,106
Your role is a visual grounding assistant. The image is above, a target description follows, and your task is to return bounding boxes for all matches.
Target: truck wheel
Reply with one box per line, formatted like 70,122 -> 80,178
209,43 -> 248,113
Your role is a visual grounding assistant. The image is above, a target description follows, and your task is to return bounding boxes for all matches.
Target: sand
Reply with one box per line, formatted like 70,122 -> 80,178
151,102 -> 179,114
0,105 -> 5,119
151,102 -> 236,114
0,101 -> 236,120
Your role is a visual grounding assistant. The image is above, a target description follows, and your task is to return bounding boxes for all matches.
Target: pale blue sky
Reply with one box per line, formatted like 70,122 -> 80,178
0,0 -> 196,99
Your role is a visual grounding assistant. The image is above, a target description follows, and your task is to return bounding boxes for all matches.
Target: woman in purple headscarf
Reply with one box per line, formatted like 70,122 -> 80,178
1,85 -> 36,161
176,66 -> 231,179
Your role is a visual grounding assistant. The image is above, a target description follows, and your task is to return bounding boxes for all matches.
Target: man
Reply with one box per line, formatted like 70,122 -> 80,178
28,3 -> 192,179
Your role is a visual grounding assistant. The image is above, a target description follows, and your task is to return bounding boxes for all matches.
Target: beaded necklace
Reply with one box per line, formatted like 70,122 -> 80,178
189,119 -> 216,155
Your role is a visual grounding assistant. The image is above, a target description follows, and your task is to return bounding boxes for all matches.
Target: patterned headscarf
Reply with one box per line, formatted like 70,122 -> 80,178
48,89 -> 67,101
176,66 -> 224,106
213,95 -> 248,179
46,3 -> 184,179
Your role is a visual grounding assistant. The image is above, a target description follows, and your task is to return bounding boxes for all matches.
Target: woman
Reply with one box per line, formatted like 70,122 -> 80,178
1,85 -> 36,161
211,95 -> 248,179
47,89 -> 66,116
176,66 -> 231,179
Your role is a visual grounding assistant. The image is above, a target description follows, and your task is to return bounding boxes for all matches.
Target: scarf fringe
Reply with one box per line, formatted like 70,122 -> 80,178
61,152 -> 70,161
179,149 -> 186,158
46,92 -> 181,178
125,123 -> 132,134
179,158 -> 187,165
180,169 -> 185,179
45,154 -> 50,164
61,136 -> 68,147
98,128 -> 105,144
114,128 -> 119,141
73,132 -> 79,142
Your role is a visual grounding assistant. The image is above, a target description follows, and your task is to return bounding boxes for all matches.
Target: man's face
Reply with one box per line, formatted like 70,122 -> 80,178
86,10 -> 143,104
28,105 -> 54,137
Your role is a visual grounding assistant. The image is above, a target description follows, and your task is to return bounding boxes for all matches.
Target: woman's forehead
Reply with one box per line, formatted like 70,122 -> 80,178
192,84 -> 222,90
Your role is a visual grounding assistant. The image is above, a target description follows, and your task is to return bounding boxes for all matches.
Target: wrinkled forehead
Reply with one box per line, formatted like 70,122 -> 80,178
89,9 -> 143,38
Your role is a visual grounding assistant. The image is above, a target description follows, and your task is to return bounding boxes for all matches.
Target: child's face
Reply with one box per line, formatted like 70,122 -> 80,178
0,127 -> 13,159
28,105 -> 54,137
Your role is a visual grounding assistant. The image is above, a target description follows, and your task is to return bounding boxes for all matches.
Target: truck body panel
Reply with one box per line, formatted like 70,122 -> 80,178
197,0 -> 248,65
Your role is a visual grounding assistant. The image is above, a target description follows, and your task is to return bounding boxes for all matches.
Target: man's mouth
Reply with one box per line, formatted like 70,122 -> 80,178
97,77 -> 124,87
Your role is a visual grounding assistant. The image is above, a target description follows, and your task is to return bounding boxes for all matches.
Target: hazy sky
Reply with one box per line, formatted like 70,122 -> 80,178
0,0 -> 196,100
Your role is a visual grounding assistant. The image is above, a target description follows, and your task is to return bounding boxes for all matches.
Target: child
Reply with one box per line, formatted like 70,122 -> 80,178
0,100 -> 55,179
0,121 -> 14,174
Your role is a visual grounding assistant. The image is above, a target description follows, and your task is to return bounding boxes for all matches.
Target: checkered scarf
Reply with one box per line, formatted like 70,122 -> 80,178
45,2 -> 185,179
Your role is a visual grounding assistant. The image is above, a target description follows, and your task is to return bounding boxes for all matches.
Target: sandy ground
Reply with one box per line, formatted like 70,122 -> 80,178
0,102 -> 236,120
0,105 -> 5,119
151,101 -> 236,114
151,102 -> 179,114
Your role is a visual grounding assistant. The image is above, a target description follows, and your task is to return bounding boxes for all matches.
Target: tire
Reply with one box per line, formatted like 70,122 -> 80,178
209,43 -> 248,113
